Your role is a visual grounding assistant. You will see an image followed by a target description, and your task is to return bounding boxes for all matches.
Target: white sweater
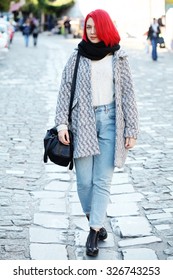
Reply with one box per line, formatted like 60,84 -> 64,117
91,54 -> 114,106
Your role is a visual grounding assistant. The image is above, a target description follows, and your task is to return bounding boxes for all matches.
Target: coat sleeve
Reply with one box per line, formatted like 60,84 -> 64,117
54,51 -> 77,127
120,56 -> 139,139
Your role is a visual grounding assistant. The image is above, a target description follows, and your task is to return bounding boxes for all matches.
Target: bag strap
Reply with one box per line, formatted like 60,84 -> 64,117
68,52 -> 80,124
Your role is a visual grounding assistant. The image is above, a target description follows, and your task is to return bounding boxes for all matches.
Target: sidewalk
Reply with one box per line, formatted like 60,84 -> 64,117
0,32 -> 173,260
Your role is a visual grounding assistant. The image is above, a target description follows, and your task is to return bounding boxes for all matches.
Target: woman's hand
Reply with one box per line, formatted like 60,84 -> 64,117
125,137 -> 136,149
58,129 -> 70,145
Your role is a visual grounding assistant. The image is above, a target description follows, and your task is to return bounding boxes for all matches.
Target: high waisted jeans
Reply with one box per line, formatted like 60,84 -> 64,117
74,102 -> 116,228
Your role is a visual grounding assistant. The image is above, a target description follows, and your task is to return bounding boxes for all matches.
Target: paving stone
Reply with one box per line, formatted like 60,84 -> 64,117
30,243 -> 67,260
85,249 -> 120,260
114,167 -> 124,172
39,199 -> 66,213
46,173 -> 65,181
6,231 -> 28,240
130,167 -> 145,171
12,197 -> 32,204
45,164 -> 68,173
110,192 -> 144,203
110,184 -> 135,194
98,234 -> 115,248
0,252 -> 29,260
30,227 -> 67,243
69,192 -> 79,202
142,203 -> 164,210
122,248 -> 158,260
71,202 -> 84,216
116,216 -> 152,237
164,248 -> 173,255
72,216 -> 89,231
0,226 -> 23,232
112,174 -> 130,185
4,245 -> 25,252
6,170 -> 25,175
167,241 -> 173,246
146,213 -> 172,220
44,180 -> 70,191
70,183 -> 77,192
118,236 -> 162,247
151,218 -> 173,225
0,220 -> 13,226
31,191 -> 64,199
107,202 -> 139,217
168,186 -> 173,191
74,230 -> 88,247
12,220 -> 32,226
155,224 -> 171,230
164,208 -> 173,213
50,173 -> 71,181
0,199 -> 11,206
167,177 -> 173,182
113,172 -> 129,178
33,213 -> 69,229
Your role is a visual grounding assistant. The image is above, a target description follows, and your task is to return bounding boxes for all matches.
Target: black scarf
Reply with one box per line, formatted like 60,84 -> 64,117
78,40 -> 120,60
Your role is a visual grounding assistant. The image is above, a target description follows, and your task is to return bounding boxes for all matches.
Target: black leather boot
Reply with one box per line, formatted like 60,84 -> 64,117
86,214 -> 108,241
86,227 -> 99,257
98,227 -> 108,241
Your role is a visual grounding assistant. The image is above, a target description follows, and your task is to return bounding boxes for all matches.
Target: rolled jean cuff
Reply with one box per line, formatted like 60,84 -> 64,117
89,224 -> 103,229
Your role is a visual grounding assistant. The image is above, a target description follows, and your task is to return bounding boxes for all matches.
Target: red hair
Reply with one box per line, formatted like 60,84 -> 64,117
83,9 -> 120,46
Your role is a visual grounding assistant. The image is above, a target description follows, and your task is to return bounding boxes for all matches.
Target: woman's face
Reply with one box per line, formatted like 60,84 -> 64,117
86,17 -> 100,43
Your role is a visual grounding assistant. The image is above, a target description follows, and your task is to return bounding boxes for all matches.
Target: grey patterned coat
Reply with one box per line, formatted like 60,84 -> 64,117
55,48 -> 138,168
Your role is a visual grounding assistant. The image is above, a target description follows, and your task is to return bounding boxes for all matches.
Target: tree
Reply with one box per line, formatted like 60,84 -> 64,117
20,0 -> 74,16
0,0 -> 17,12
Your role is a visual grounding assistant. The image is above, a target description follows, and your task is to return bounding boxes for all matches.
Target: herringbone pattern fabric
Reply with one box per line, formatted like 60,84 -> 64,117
55,49 -> 138,168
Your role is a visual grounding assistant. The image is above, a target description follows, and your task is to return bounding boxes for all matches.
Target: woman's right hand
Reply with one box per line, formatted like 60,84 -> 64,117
58,129 -> 70,145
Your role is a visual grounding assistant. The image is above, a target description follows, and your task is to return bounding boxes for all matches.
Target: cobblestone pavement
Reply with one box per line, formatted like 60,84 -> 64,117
0,32 -> 173,260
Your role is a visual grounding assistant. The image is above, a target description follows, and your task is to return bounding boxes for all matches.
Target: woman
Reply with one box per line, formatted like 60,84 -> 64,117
55,9 -> 138,257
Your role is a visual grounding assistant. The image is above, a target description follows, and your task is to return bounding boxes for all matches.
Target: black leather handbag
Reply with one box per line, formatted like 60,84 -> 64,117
43,127 -> 74,169
43,52 -> 80,170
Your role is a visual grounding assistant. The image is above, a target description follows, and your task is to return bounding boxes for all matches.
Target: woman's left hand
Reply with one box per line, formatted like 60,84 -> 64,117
125,137 -> 136,149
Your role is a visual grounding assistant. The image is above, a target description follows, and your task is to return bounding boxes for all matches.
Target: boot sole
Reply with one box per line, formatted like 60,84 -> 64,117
86,249 -> 99,257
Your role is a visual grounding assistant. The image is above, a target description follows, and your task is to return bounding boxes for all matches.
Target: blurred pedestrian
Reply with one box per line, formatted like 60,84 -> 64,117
158,15 -> 166,48
63,16 -> 71,37
55,9 -> 138,257
31,18 -> 39,46
22,18 -> 31,47
9,19 -> 16,44
147,18 -> 161,61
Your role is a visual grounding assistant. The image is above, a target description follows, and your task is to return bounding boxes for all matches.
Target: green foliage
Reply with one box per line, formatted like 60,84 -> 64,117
21,0 -> 75,15
0,0 -> 17,12
46,0 -> 75,14
0,0 -> 74,16
46,0 -> 74,7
